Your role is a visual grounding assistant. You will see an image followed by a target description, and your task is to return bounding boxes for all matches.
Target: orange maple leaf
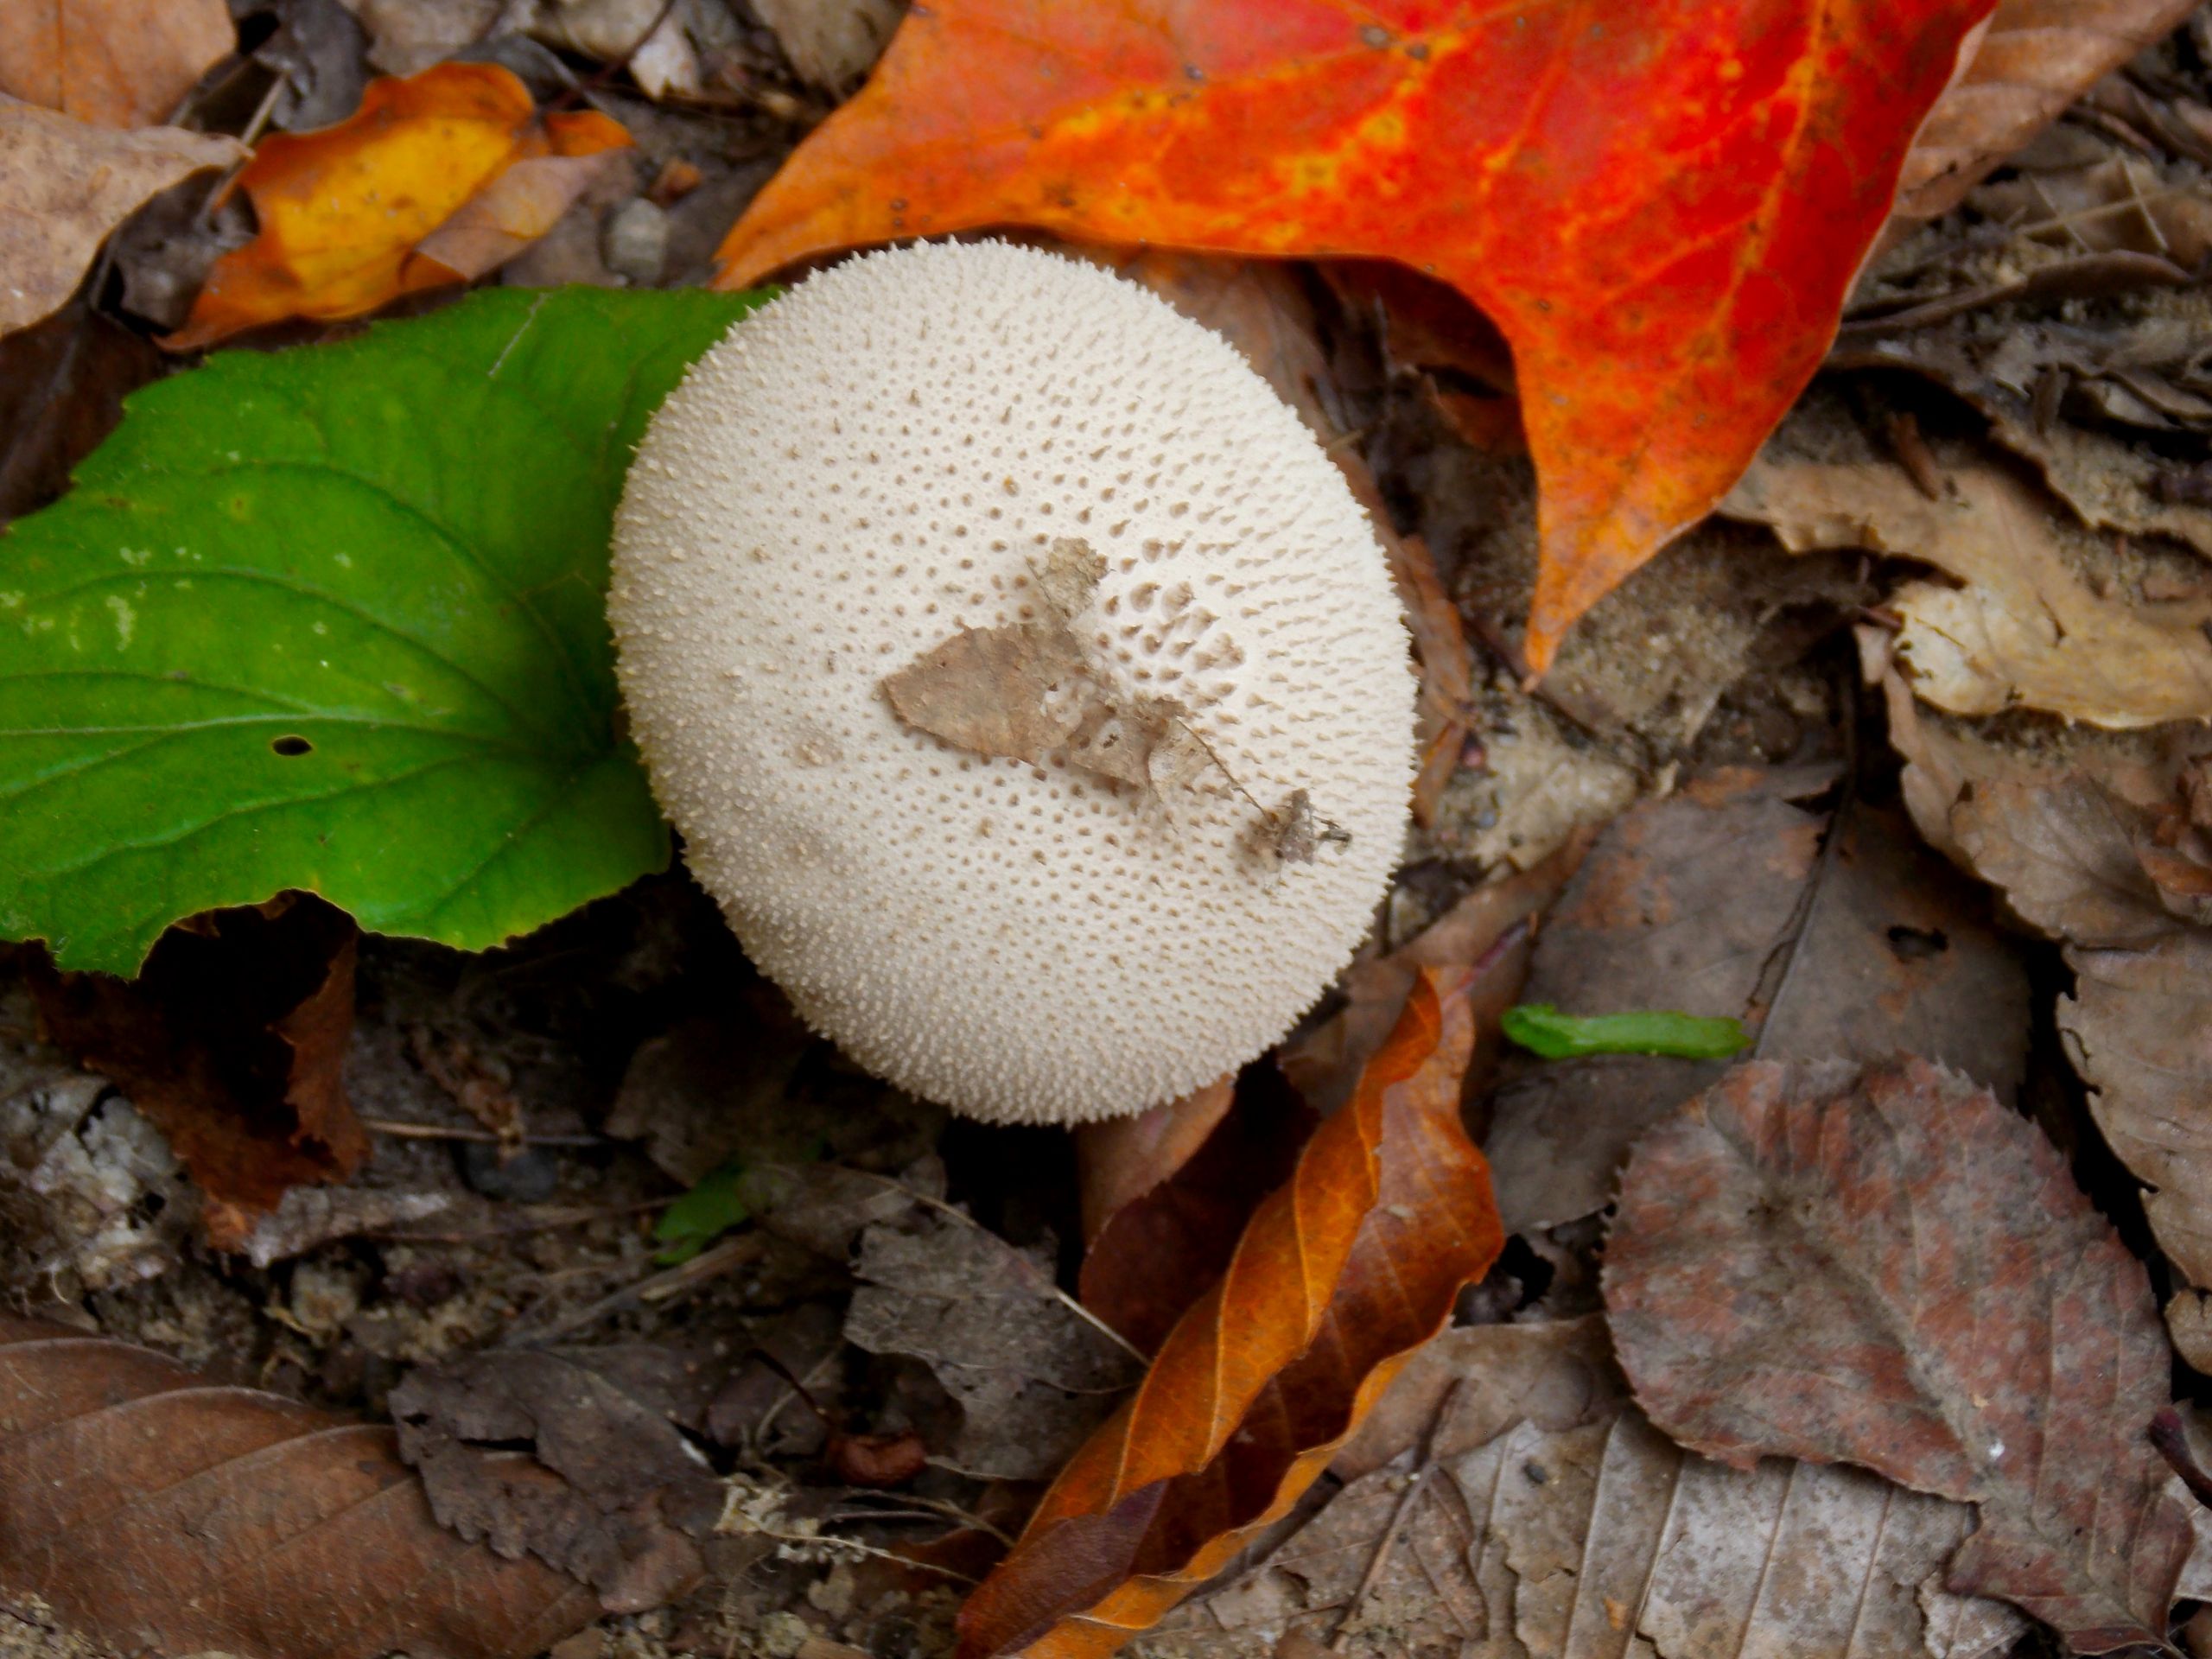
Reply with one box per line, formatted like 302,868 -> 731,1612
166,63 -> 629,352
956,966 -> 1503,1659
712,0 -> 1993,673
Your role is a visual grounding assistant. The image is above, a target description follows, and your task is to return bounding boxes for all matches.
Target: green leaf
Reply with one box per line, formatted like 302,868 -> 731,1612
0,286 -> 771,974
1501,1002 -> 1751,1060
653,1159 -> 753,1266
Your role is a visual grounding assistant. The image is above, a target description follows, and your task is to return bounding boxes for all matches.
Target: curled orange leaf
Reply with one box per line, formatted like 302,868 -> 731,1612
711,0 -> 1993,673
957,966 -> 1503,1658
167,63 -> 629,351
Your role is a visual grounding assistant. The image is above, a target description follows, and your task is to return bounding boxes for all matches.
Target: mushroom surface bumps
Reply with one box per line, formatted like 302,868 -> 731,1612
611,241 -> 1414,1123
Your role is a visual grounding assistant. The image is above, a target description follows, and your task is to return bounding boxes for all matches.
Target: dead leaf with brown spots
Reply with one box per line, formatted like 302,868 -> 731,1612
390,1346 -> 728,1613
1864,629 -> 2212,1370
1605,1057 -> 2193,1651
1729,448 -> 2212,728
0,1315 -> 599,1659
30,894 -> 368,1249
1141,1317 -> 2027,1659
955,967 -> 1503,1658
164,62 -> 632,350
0,0 -> 234,128
1891,0 -> 2205,224
0,99 -> 244,336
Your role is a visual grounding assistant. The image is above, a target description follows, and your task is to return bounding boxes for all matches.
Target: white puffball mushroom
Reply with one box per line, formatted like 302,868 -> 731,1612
610,240 -> 1414,1124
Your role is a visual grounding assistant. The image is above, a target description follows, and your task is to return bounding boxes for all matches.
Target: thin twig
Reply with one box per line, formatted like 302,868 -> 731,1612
1750,666 -> 1859,1061
500,1230 -> 764,1345
1332,1378 -> 1466,1649
369,1198 -> 669,1244
359,1116 -> 601,1148
829,1489 -> 1014,1547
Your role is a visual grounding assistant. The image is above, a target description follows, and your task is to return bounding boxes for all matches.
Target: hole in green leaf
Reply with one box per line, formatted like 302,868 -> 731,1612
270,735 -> 313,757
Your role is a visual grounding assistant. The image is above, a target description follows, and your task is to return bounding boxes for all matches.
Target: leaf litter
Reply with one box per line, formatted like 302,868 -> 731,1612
16,5 -> 2212,1659
1133,1318 -> 2027,1659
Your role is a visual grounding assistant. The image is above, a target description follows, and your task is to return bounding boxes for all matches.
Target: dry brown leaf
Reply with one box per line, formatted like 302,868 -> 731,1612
390,1347 -> 727,1612
0,0 -> 234,128
1866,633 -> 2212,1371
1074,1078 -> 1237,1249
956,968 -> 1502,1658
1729,450 -> 2212,728
883,620 -> 1090,765
0,294 -> 162,518
1077,1077 -> 1313,1357
0,99 -> 244,336
843,1198 -> 1145,1481
411,149 -> 636,282
30,895 -> 368,1247
1147,1318 -> 2026,1659
0,1315 -> 600,1659
1606,1057 -> 2192,1651
1892,0 -> 2205,223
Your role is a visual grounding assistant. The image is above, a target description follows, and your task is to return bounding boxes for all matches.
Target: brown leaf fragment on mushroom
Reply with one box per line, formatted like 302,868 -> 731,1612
882,617 -> 1089,766
1605,1057 -> 2193,1651
1036,535 -> 1107,619
0,101 -> 246,338
1138,1316 -> 2027,1659
389,1345 -> 728,1613
0,1315 -> 601,1659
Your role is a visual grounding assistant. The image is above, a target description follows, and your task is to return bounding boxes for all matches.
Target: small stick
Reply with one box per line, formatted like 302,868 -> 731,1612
359,1116 -> 601,1148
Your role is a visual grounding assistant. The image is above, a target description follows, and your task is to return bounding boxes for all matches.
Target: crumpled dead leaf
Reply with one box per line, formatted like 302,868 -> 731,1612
1891,0 -> 2205,223
29,894 -> 368,1249
1141,1317 -> 2026,1659
1606,1056 -> 2193,1651
0,99 -> 245,336
0,1314 -> 599,1659
957,967 -> 1502,1658
1727,448 -> 2212,728
843,1199 -> 1144,1480
390,1344 -> 727,1613
0,0 -> 235,128
165,61 -> 631,350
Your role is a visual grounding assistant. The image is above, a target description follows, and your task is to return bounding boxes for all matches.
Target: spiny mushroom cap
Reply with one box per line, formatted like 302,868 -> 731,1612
610,241 -> 1414,1124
